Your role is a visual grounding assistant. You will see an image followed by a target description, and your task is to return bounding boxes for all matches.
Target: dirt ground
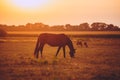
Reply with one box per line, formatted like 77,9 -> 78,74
0,37 -> 120,80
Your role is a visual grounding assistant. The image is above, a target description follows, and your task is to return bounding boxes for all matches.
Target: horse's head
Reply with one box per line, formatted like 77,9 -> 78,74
69,49 -> 76,58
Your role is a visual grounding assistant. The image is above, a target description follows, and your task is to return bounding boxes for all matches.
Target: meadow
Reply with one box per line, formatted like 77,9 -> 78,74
0,32 -> 120,80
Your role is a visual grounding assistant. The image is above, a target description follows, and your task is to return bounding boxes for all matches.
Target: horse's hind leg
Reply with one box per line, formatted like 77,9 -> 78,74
63,46 -> 66,58
38,44 -> 44,58
36,46 -> 40,58
55,46 -> 61,57
36,52 -> 39,58
40,44 -> 44,58
35,46 -> 40,58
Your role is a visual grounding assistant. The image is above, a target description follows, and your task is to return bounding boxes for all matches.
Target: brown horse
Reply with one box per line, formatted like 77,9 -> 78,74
76,39 -> 88,48
34,33 -> 75,58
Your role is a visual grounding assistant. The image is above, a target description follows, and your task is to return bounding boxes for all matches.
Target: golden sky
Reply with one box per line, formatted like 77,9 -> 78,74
0,0 -> 120,26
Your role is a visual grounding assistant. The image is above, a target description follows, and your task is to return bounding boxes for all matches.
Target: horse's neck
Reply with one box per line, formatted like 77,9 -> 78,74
67,39 -> 74,51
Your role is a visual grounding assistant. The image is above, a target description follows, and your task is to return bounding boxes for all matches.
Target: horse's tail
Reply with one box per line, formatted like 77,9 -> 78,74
34,37 -> 40,56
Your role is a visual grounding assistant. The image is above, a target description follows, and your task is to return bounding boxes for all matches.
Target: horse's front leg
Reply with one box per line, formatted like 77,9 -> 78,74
55,46 -> 61,57
63,46 -> 66,58
37,43 -> 44,58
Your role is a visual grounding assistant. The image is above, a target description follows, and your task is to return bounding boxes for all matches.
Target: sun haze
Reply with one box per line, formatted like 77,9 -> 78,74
8,0 -> 52,11
0,0 -> 120,26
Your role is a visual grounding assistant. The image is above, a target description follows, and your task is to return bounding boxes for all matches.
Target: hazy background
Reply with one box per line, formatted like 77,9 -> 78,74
0,0 -> 120,26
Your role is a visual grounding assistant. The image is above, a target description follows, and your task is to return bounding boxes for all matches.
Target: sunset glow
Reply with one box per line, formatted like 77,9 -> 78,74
9,0 -> 50,11
0,0 -> 120,26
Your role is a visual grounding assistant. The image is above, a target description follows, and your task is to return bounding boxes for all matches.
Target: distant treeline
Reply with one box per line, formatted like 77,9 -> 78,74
0,22 -> 120,31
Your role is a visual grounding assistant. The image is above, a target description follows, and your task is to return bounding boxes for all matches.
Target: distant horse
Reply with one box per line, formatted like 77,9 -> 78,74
83,42 -> 88,48
76,40 -> 88,48
76,40 -> 83,47
34,33 -> 75,58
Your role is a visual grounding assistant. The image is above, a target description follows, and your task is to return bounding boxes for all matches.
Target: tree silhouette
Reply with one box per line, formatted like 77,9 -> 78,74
0,22 -> 119,31
106,24 -> 119,31
91,22 -> 107,31
79,23 -> 90,30
65,24 -> 72,31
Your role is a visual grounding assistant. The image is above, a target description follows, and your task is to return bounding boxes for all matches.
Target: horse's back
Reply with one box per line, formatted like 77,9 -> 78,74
39,33 -> 68,39
38,33 -> 70,46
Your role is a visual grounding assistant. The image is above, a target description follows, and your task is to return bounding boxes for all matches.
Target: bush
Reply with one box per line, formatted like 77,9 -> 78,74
0,28 -> 7,37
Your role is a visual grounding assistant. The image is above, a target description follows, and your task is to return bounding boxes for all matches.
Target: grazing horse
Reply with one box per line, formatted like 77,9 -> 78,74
34,33 -> 75,58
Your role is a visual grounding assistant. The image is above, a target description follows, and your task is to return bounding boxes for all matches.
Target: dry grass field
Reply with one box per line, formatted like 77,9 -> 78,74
0,33 -> 120,80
